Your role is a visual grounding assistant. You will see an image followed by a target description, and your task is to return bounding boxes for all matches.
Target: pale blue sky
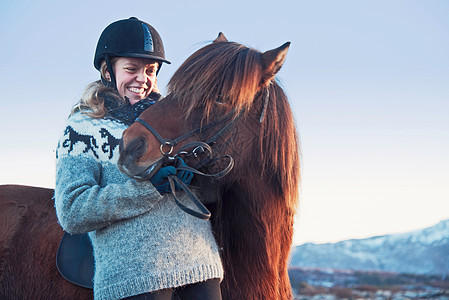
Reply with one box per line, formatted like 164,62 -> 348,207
1,0 -> 448,245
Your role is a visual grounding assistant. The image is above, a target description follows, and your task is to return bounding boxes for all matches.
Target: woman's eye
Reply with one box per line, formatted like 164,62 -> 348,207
125,68 -> 136,72
146,69 -> 156,75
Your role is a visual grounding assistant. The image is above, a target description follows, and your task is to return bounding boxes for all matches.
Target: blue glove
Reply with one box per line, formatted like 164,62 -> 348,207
175,157 -> 194,187
150,166 -> 176,194
149,158 -> 194,194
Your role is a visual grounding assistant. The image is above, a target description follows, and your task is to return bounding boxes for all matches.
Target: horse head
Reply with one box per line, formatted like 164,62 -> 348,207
118,33 -> 291,181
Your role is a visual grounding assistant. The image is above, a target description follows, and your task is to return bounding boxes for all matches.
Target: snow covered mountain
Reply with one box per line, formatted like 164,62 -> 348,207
290,219 -> 449,275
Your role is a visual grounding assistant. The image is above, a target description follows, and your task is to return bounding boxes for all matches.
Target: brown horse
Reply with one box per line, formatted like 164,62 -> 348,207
0,184 -> 93,299
118,33 -> 300,299
0,34 -> 300,300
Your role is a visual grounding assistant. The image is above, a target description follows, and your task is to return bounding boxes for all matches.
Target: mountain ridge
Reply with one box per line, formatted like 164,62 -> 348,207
290,219 -> 449,275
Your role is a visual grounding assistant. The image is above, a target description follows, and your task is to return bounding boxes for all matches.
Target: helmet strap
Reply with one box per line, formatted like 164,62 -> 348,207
156,63 -> 162,76
101,55 -> 117,90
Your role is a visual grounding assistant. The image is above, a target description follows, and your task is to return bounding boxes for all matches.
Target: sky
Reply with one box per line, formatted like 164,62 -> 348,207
0,0 -> 448,245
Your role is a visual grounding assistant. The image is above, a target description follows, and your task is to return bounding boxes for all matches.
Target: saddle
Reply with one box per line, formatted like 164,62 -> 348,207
56,232 -> 94,289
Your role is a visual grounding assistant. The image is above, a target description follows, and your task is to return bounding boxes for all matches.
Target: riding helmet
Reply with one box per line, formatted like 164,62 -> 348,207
94,17 -> 170,88
94,17 -> 170,69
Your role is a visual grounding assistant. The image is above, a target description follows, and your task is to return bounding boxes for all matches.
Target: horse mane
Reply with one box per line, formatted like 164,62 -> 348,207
168,41 -> 263,121
259,82 -> 300,209
168,41 -> 300,208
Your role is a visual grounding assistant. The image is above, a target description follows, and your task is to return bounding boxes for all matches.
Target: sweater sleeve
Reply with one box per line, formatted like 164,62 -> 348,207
55,155 -> 163,234
54,113 -> 163,234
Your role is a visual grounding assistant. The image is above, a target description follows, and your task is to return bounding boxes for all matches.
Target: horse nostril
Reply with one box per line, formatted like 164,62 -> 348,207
126,137 -> 147,159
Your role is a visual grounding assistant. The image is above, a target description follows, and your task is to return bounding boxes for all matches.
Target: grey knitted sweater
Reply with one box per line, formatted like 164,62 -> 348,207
54,112 -> 223,300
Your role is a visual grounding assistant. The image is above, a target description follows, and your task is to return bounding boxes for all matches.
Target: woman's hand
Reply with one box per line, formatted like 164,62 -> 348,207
175,157 -> 193,187
150,166 -> 176,194
149,158 -> 193,194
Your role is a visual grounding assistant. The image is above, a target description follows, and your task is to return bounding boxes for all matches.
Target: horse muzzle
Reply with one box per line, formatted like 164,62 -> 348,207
117,137 -> 163,180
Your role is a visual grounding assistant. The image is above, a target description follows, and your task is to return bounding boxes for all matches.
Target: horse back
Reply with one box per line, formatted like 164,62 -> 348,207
0,185 -> 92,299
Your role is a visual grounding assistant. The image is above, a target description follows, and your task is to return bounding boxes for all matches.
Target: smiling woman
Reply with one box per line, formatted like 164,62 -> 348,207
52,17 -> 224,300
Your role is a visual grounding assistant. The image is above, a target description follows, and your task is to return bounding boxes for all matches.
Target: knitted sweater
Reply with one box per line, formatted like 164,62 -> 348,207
54,111 -> 223,300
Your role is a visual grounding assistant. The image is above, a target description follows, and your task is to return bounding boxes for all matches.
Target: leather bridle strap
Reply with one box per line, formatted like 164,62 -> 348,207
176,141 -> 235,179
132,110 -> 238,220
164,141 -> 234,220
167,175 -> 211,220
135,108 -> 237,152
166,151 -> 234,220
175,141 -> 234,177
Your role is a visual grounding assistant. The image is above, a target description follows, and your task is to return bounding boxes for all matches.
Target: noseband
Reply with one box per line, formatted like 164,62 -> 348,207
132,109 -> 238,220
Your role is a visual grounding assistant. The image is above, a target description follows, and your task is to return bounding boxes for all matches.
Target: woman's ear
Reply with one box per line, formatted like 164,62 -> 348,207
104,70 -> 111,81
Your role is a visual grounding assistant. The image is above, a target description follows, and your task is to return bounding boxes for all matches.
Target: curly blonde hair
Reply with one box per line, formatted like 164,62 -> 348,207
71,58 -> 124,118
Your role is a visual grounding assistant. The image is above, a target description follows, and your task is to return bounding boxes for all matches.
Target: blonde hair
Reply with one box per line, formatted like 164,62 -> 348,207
71,58 -> 124,118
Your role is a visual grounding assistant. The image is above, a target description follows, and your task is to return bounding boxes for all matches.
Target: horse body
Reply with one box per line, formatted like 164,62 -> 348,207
119,34 -> 300,299
0,185 -> 92,299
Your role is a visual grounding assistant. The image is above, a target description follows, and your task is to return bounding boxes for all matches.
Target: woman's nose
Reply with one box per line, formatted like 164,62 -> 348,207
135,70 -> 148,83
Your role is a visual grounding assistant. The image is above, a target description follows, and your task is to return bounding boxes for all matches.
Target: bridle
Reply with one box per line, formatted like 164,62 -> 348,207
130,88 -> 270,220
132,109 -> 239,220
134,86 -> 269,158
135,108 -> 238,155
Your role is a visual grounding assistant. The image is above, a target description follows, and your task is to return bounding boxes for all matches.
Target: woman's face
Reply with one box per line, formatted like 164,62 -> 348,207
109,57 -> 159,105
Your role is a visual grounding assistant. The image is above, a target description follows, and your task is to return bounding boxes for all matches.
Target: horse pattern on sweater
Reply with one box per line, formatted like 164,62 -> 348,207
56,114 -> 123,162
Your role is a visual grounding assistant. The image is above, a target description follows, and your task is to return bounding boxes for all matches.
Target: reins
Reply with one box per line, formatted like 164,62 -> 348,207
165,142 -> 234,220
133,110 -> 239,220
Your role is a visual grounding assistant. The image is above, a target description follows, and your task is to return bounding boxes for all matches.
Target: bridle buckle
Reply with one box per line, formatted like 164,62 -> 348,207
160,141 -> 174,155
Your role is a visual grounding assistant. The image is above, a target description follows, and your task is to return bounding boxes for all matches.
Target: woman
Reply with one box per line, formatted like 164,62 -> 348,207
54,17 -> 223,300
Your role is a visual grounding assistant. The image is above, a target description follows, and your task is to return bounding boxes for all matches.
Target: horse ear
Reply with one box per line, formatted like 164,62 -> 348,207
214,32 -> 228,43
260,42 -> 290,86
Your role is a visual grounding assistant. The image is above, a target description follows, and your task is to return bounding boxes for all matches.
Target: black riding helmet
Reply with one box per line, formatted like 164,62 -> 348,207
94,17 -> 171,89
